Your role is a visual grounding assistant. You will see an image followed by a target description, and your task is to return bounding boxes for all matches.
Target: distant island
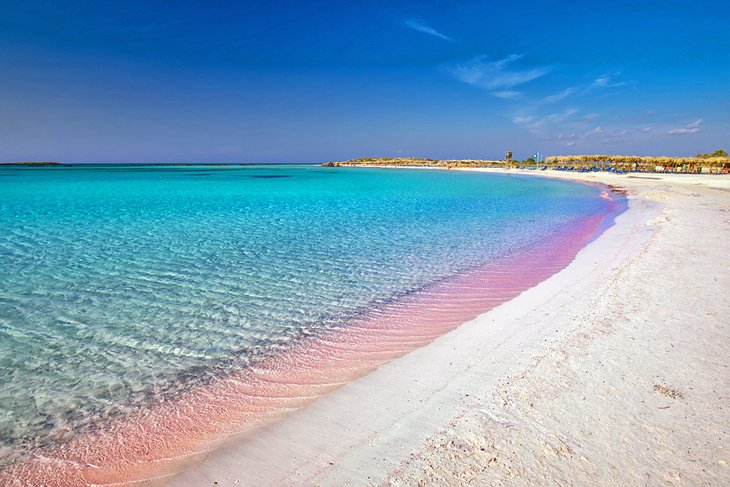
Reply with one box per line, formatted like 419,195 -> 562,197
0,162 -> 318,168
0,161 -> 61,166
323,151 -> 730,174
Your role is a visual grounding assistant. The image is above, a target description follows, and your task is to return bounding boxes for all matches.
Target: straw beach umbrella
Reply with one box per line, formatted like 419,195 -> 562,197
544,154 -> 729,173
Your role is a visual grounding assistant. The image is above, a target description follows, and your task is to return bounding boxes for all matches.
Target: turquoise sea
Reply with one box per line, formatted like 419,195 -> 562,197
0,164 -> 622,466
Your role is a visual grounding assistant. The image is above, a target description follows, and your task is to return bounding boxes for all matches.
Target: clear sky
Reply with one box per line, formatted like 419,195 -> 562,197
1,0 -> 728,163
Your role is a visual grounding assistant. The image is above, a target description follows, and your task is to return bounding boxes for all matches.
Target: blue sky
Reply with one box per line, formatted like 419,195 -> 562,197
0,0 -> 728,162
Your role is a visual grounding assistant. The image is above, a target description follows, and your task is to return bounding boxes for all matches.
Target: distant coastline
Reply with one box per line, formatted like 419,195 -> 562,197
321,157 -> 505,168
323,154 -> 730,174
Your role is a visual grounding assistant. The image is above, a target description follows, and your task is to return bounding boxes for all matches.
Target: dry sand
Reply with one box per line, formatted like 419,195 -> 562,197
171,170 -> 730,487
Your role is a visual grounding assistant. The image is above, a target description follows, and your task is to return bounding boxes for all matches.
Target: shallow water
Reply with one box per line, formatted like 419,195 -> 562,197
0,164 -> 623,474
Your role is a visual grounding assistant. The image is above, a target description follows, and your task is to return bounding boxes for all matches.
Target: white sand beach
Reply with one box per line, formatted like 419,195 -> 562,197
171,171 -> 730,487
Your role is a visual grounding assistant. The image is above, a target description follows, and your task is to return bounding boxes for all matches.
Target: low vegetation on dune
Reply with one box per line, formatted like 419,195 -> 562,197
321,158 -> 504,168
323,150 -> 730,173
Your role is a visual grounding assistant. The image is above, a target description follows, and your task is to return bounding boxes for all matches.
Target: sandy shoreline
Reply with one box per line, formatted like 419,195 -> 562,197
171,169 -> 730,486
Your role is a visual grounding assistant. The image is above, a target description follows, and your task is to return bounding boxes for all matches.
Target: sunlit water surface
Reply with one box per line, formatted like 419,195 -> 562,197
0,164 -> 622,463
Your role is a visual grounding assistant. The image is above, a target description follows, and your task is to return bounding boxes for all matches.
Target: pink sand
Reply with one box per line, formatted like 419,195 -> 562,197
0,194 -> 622,486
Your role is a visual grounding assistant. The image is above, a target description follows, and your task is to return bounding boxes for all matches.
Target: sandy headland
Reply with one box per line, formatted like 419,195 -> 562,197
168,168 -> 730,487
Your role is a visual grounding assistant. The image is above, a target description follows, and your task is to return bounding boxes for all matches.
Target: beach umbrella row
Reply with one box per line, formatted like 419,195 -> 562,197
544,155 -> 730,166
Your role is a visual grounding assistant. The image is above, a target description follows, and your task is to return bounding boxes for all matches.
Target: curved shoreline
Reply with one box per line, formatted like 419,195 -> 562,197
0,172 -> 624,486
170,170 -> 730,486
167,173 -> 641,486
